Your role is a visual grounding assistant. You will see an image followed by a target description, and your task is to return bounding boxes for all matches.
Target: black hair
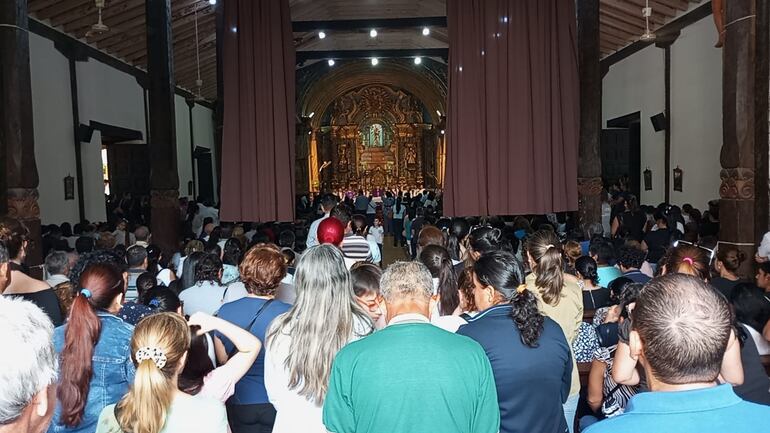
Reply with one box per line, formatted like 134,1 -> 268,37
141,286 -> 182,313
69,250 -> 127,284
618,282 -> 643,320
278,230 -> 296,249
75,236 -> 95,254
135,272 -> 156,298
204,243 -> 221,257
60,222 -> 73,238
126,245 -> 148,268
607,277 -> 634,304
575,256 -> 600,286
351,263 -> 382,297
320,193 -> 338,210
180,251 -> 206,290
474,251 -> 543,347
419,245 -> 460,315
447,218 -> 470,262
222,238 -> 243,267
194,253 -> 222,283
330,205 -> 352,227
618,246 -> 646,269
729,283 -> 770,333
589,240 -> 615,265
178,326 -> 215,395
145,244 -> 161,272
468,226 -> 511,256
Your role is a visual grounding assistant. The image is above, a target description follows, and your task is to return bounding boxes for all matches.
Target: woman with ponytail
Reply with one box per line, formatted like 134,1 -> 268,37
457,251 -> 572,433
96,313 -> 227,433
524,230 -> 583,433
50,263 -> 134,433
419,245 -> 465,332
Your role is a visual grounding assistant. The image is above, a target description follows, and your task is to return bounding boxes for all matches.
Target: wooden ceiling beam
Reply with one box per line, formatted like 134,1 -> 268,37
601,7 -> 648,29
35,0 -> 91,22
62,0 -> 145,34
659,0 -> 691,11
622,0 -> 677,17
174,49 -> 217,72
601,29 -> 634,46
601,16 -> 644,37
29,0 -> 63,14
600,1 -> 667,26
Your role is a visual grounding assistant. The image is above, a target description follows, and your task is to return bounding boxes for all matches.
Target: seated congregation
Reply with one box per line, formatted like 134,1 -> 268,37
2,189 -> 770,433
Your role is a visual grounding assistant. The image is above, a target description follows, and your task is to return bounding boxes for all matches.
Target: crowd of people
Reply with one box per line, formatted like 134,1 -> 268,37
1,187 -> 770,433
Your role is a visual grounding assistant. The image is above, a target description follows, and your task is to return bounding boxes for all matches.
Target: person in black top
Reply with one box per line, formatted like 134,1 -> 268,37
575,256 -> 611,310
711,245 -> 746,299
641,210 -> 672,267
611,195 -> 646,242
457,251 -> 572,433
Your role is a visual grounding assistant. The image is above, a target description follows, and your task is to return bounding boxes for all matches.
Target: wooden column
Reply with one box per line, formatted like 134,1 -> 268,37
0,0 -> 42,271
720,0 -> 769,277
146,0 -> 180,253
577,0 -> 603,228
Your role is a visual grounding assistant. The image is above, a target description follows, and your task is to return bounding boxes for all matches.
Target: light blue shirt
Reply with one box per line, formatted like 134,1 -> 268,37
306,213 -> 329,248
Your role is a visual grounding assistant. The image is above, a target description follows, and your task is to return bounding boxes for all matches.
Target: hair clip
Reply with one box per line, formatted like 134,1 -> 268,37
80,289 -> 92,299
682,257 -> 694,265
545,244 -> 555,250
516,284 -> 527,294
149,299 -> 161,307
135,347 -> 167,369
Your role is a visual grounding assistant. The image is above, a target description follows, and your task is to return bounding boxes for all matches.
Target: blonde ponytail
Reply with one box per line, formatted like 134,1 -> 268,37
116,313 -> 190,433
526,230 -> 565,306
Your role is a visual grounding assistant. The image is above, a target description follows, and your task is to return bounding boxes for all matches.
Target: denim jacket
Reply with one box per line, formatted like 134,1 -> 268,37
48,312 -> 135,433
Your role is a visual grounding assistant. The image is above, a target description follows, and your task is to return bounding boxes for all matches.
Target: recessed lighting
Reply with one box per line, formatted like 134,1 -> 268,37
414,57 -> 422,65
371,57 -> 379,66
422,27 -> 430,36
318,31 -> 326,39
327,59 -> 335,66
370,29 -> 378,38
208,0 -> 216,5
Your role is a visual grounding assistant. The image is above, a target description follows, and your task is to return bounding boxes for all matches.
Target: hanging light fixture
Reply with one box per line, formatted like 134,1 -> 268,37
640,0 -> 656,41
193,7 -> 205,101
88,0 -> 109,36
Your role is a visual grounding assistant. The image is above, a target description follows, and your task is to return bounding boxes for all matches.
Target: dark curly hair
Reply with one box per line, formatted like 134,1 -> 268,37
194,253 -> 222,284
68,250 -> 127,286
474,250 -> 544,347
618,245 -> 646,270
575,256 -> 600,286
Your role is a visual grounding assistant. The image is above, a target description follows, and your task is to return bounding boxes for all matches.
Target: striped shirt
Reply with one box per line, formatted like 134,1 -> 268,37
341,234 -> 372,269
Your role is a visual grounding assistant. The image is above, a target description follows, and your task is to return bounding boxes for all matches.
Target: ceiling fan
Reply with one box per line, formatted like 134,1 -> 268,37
640,0 -> 656,42
86,0 -> 109,37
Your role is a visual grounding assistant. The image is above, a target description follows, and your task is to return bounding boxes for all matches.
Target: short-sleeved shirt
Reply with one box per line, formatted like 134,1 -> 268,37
597,266 -> 623,289
215,297 -> 291,405
323,320 -> 500,433
710,277 -> 742,300
584,384 -> 770,433
97,394 -> 228,433
458,306 -> 571,433
179,281 -> 228,316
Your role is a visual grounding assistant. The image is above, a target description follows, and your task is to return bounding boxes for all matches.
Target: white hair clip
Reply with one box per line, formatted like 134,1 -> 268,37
135,347 -> 167,369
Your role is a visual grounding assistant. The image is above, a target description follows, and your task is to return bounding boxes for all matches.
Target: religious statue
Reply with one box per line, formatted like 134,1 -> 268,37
712,0 -> 724,48
338,142 -> 348,170
405,145 -> 417,166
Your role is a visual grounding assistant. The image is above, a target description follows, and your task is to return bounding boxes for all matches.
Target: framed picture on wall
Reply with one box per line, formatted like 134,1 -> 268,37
673,166 -> 683,192
64,175 -> 75,201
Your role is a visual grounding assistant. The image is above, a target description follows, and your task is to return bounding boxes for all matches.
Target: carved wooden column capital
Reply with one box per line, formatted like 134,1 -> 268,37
719,168 -> 755,200
7,188 -> 40,221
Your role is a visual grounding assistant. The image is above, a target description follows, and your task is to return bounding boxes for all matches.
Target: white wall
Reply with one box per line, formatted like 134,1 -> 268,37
28,30 -> 215,225
191,105 -> 218,203
602,16 -> 723,210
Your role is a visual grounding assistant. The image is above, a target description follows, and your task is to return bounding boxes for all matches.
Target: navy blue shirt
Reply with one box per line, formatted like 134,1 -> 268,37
622,270 -> 651,284
457,305 -> 572,433
215,297 -> 291,405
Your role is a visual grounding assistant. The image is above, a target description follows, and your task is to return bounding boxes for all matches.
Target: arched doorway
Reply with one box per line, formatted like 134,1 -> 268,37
297,59 -> 447,194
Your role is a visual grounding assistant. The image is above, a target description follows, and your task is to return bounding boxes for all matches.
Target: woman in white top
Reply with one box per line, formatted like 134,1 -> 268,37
264,245 -> 372,433
96,313 -> 227,433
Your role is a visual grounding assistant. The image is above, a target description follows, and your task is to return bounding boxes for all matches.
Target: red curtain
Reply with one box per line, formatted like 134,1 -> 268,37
220,0 -> 295,222
444,0 -> 580,217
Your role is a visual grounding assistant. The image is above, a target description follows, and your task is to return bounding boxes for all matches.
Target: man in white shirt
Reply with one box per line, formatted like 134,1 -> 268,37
306,194 -> 337,248
44,251 -> 71,287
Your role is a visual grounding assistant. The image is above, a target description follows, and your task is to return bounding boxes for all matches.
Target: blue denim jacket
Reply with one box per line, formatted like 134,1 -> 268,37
48,312 -> 135,433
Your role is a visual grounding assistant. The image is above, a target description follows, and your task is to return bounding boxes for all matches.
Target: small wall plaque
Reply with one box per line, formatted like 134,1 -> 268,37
64,175 -> 75,200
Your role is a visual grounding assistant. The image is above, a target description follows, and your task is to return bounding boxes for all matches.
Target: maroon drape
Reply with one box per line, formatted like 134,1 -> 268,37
220,0 -> 295,222
444,0 -> 580,217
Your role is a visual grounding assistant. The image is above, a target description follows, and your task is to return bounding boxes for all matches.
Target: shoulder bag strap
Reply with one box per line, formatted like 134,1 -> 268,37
226,299 -> 274,359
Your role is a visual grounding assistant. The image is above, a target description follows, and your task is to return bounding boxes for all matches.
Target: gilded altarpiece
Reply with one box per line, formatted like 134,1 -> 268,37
313,84 -> 437,192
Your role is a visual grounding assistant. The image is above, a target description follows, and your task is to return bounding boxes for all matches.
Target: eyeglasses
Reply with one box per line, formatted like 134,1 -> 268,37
672,240 -> 716,263
358,294 -> 382,313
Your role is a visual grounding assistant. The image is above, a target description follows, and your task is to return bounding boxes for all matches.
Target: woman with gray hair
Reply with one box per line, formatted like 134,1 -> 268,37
264,244 -> 372,433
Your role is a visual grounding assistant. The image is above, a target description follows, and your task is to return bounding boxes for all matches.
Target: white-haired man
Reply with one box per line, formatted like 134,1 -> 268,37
0,296 -> 58,433
323,261 -> 500,433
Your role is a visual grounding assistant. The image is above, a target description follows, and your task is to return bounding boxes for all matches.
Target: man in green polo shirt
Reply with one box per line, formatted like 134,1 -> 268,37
323,261 -> 500,433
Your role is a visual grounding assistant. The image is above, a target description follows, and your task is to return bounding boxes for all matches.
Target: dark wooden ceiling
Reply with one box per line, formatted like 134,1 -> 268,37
27,0 -> 705,103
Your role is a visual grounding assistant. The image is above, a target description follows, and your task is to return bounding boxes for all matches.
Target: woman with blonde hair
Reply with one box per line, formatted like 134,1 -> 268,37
96,313 -> 227,433
525,230 -> 583,433
264,244 -> 372,433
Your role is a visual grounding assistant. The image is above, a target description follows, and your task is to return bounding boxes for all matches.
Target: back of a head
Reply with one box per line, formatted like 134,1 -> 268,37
469,226 -> 510,256
0,297 -> 57,427
75,236 -> 95,254
278,230 -> 296,249
317,217 -> 345,246
240,244 -> 286,297
717,245 -> 746,275
608,277 -> 634,303
417,225 -> 447,250
0,217 -> 29,260
563,240 -> 582,266
634,274 -> 731,385
665,244 -> 709,281
380,261 -> 433,304
267,244 -> 364,403
330,205 -> 352,228
179,327 -> 215,396
126,245 -> 148,269
45,250 -> 70,276
589,239 -> 615,265
135,272 -> 156,298
350,262 -> 383,297
222,238 -> 243,266
180,251 -> 205,289
351,214 -> 368,236
618,245 -> 646,270
194,253 -> 222,284
419,245 -> 459,315
575,256 -> 599,285
141,287 -> 181,313
321,193 -> 337,211
59,263 -> 125,427
116,313 -> 191,433
134,226 -> 150,242
526,230 -> 564,306
183,240 -> 205,256
729,283 -> 770,333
